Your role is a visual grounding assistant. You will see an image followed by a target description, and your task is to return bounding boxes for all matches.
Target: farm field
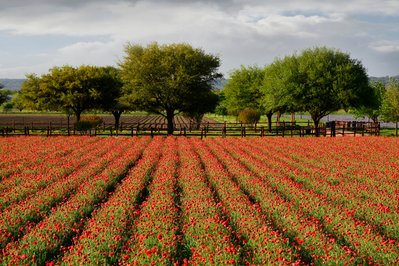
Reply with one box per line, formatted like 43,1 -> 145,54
0,115 -> 219,127
0,136 -> 399,265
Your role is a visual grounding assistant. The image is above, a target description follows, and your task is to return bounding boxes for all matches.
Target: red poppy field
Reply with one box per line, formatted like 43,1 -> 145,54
0,136 -> 398,266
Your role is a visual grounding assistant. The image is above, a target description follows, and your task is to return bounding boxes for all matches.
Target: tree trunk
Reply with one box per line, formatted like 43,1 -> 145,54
266,112 -> 273,132
75,111 -> 82,122
166,110 -> 174,135
312,116 -> 320,137
112,111 -> 123,127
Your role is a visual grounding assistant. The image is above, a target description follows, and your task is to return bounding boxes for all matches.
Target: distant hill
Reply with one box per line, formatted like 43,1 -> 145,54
1,76 -> 397,92
369,75 -> 399,83
212,78 -> 228,90
0,79 -> 27,91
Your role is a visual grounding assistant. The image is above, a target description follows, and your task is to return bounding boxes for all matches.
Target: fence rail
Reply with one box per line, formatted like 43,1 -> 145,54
0,120 -> 380,138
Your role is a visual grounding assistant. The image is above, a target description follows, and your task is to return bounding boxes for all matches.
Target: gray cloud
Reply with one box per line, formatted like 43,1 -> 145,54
0,0 -> 398,78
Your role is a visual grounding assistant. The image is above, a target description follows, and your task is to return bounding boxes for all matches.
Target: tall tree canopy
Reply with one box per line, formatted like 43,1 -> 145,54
20,65 -> 122,121
380,78 -> 399,136
263,46 -> 371,133
118,41 -> 222,134
223,64 -> 264,117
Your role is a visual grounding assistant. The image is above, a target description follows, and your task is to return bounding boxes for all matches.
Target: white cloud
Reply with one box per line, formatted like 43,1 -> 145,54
369,40 -> 399,53
0,0 -> 398,78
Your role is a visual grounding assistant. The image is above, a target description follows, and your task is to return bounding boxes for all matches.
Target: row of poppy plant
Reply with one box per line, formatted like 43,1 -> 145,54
0,136 -> 398,265
209,137 -> 399,265
1,136 -> 151,265
244,137 -> 399,241
0,137 -> 104,211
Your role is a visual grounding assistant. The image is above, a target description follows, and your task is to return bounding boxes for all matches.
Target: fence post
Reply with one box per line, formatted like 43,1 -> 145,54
354,122 -> 356,137
261,127 -> 264,137
27,126 -> 29,136
189,121 -> 191,132
378,122 -> 380,136
201,128 -> 203,139
131,126 -> 133,137
184,127 -> 186,136
207,122 -> 209,133
49,122 -> 52,137
46,126 -> 49,137
31,121 -> 33,133
136,126 -> 139,137
151,127 -> 153,138
282,121 -> 285,137
103,122 -> 105,132
342,123 -> 345,136
276,122 -> 279,136
179,127 -> 182,136
67,117 -> 70,136
241,126 -> 244,137
291,123 -> 293,137
254,122 -> 257,133
13,122 -> 15,133
362,124 -> 364,137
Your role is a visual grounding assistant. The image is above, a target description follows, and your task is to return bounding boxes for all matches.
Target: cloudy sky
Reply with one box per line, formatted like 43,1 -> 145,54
0,0 -> 398,78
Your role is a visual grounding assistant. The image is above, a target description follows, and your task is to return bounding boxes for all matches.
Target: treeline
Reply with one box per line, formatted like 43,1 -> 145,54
1,42 -> 221,134
214,46 -> 399,136
1,44 -> 399,136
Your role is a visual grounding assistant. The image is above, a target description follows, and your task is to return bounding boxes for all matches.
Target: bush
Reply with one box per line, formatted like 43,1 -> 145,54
239,109 -> 261,124
74,121 -> 92,132
81,116 -> 104,128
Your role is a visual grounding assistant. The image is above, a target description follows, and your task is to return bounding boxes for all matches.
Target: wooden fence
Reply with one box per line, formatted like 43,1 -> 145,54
0,120 -> 380,137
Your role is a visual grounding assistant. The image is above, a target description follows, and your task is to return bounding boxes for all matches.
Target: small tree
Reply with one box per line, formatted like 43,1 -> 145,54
2,102 -> 13,112
182,90 -> 219,129
238,109 -> 261,126
354,79 -> 385,123
81,116 -> 104,128
20,65 -> 122,122
10,95 -> 24,112
224,64 -> 264,120
380,78 -> 399,136
214,90 -> 228,119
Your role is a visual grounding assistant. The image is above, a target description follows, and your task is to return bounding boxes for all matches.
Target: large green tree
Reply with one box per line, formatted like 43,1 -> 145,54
118,42 -> 222,134
262,59 -> 294,132
223,64 -> 264,118
263,46 -> 371,134
20,65 -> 122,121
380,78 -> 399,136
